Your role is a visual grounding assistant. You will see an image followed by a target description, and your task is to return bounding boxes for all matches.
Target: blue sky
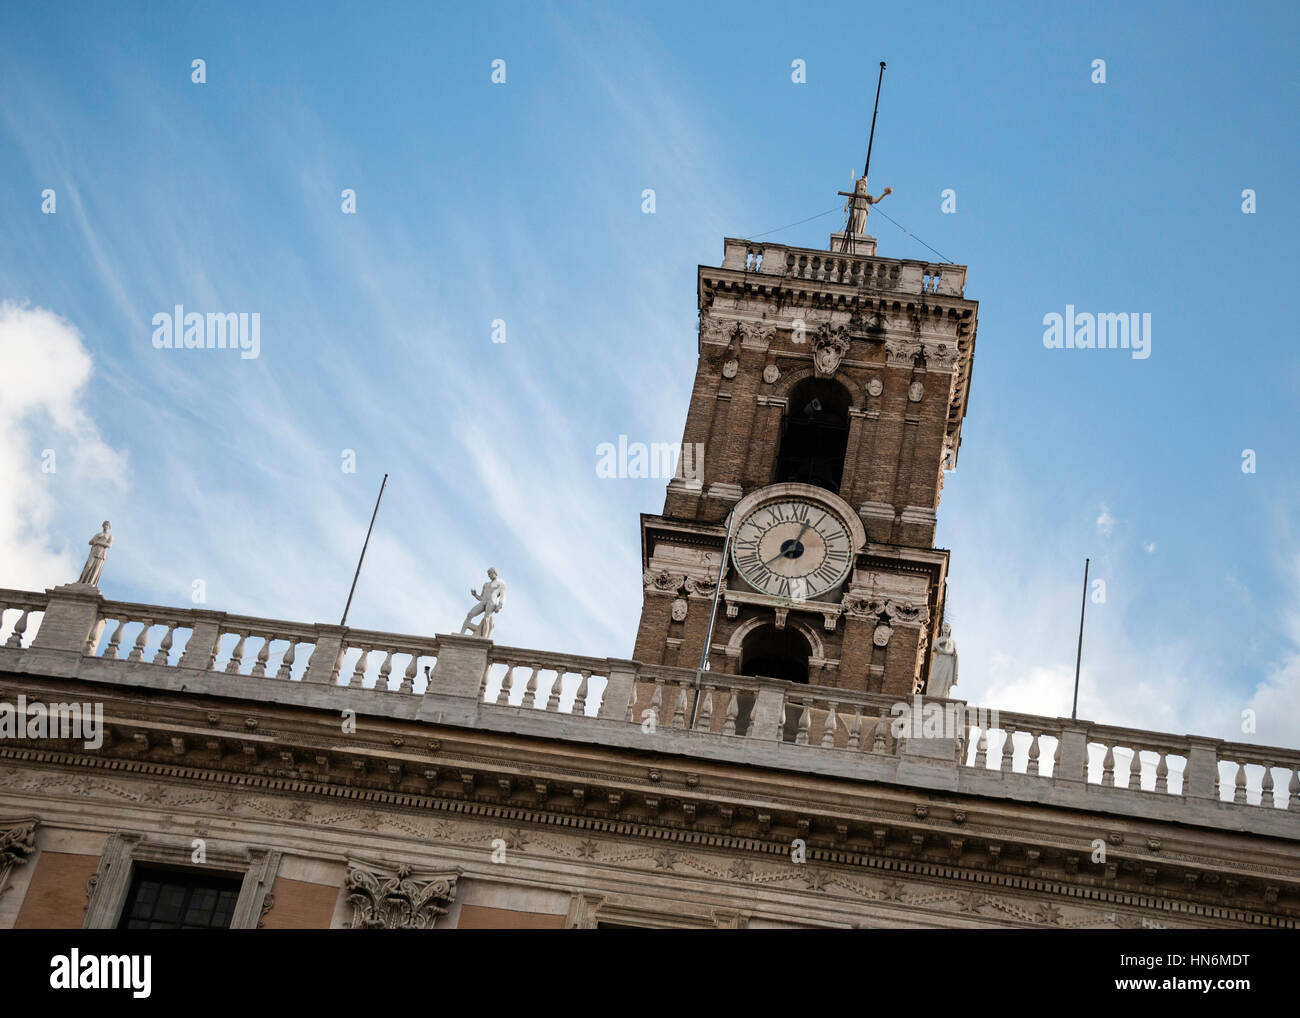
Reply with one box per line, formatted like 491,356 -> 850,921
1,1 -> 1297,745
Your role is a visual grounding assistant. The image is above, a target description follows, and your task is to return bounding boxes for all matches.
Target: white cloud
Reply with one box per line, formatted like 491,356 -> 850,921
1095,504 -> 1115,537
0,302 -> 128,601
941,456 -> 1299,749
1241,552 -> 1300,747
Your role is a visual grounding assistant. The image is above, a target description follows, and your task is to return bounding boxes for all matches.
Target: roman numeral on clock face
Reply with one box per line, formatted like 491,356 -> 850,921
812,562 -> 840,586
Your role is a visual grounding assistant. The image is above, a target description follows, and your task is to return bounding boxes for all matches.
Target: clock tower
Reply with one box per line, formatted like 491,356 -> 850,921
635,217 -> 978,697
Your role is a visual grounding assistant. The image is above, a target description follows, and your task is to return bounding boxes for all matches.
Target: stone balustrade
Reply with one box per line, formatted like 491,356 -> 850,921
484,646 -> 610,716
719,238 -> 968,297
0,589 -> 48,650
1,585 -> 1297,822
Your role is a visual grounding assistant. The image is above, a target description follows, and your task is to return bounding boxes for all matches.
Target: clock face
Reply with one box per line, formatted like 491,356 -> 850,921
731,499 -> 854,599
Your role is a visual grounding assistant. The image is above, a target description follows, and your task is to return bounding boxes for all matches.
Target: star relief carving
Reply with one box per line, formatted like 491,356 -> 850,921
652,848 -> 680,870
879,879 -> 906,902
804,869 -> 830,891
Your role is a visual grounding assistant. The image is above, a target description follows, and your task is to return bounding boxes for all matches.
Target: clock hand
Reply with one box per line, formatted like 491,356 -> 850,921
760,522 -> 813,568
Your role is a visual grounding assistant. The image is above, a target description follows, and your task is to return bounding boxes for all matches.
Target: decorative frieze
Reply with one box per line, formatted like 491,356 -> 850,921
841,594 -> 930,629
643,569 -> 686,596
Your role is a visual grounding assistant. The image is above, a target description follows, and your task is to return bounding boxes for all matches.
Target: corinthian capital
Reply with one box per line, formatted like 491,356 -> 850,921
345,861 -> 460,930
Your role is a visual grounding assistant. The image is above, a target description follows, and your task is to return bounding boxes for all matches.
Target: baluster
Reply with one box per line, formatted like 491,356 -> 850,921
696,685 -> 714,730
649,678 -> 664,726
671,682 -> 688,729
872,714 -> 887,753
251,636 -> 272,677
399,654 -> 418,694
847,707 -> 862,750
723,689 -> 739,736
1288,770 -> 1299,812
83,617 -> 103,655
524,668 -> 540,709
1102,745 -> 1116,786
1053,736 -> 1062,777
573,670 -> 591,715
1000,727 -> 1016,773
224,633 -> 247,674
1233,762 -> 1248,804
1155,753 -> 1169,793
821,702 -> 838,748
276,641 -> 297,681
1128,747 -> 1143,789
377,650 -> 394,692
127,620 -> 152,662
1260,764 -> 1274,808
4,610 -> 30,649
496,664 -> 516,706
975,729 -> 988,768
795,700 -> 811,745
1026,730 -> 1041,775
152,624 -> 177,666
546,670 -> 565,712
348,646 -> 369,688
106,619 -> 126,660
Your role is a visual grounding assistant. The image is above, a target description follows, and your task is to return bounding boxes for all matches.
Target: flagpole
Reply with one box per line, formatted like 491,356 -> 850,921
862,61 -> 886,181
1071,557 -> 1089,720
341,473 -> 388,627
840,61 -> 887,254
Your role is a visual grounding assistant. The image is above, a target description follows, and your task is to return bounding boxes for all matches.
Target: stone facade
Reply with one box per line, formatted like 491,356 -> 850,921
0,584 -> 1297,930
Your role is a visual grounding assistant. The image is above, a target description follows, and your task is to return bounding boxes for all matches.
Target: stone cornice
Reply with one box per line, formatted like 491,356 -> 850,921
2,738 -> 1294,928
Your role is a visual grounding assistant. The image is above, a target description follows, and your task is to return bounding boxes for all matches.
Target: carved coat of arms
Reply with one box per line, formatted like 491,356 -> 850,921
812,323 -> 851,376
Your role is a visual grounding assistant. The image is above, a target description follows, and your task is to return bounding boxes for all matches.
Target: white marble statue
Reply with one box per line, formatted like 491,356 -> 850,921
77,521 -> 113,587
844,176 -> 892,235
928,621 -> 958,698
459,568 -> 505,638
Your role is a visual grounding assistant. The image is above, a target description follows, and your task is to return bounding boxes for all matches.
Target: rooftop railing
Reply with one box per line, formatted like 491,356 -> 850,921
719,238 -> 968,297
1,585 -> 1297,821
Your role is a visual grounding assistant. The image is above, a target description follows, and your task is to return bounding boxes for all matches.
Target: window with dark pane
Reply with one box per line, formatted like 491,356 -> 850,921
117,866 -> 243,929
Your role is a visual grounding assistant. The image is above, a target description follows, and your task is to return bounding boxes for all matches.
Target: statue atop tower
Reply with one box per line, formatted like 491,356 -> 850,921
841,176 -> 892,235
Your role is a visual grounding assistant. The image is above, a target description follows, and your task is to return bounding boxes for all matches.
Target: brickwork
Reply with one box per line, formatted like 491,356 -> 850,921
638,236 -> 976,695
14,851 -> 100,929
261,877 -> 340,929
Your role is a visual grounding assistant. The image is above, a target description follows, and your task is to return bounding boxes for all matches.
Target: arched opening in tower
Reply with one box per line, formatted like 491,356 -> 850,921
739,624 -> 811,684
774,378 -> 851,494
